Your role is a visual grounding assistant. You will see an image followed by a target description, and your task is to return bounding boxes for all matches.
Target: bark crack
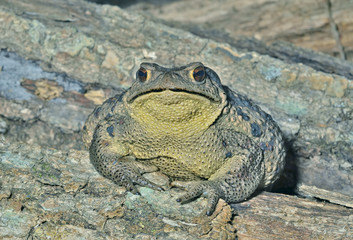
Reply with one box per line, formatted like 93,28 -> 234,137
326,0 -> 346,60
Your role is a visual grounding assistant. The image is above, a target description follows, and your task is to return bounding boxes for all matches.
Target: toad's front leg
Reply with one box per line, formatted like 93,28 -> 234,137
174,132 -> 264,215
89,118 -> 163,194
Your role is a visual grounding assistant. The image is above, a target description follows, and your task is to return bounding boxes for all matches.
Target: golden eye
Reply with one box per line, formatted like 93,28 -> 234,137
137,67 -> 148,82
192,66 -> 205,82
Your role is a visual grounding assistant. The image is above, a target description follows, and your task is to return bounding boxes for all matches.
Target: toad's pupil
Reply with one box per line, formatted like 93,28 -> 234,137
193,67 -> 205,82
138,68 -> 148,81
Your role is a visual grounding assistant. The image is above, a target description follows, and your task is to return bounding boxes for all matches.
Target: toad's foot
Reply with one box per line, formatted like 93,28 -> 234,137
172,180 -> 221,216
112,161 -> 164,195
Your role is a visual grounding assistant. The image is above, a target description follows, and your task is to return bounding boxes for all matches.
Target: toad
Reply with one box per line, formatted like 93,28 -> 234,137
82,62 -> 285,215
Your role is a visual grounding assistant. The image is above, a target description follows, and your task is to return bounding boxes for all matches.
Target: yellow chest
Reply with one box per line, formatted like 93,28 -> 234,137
129,130 -> 227,179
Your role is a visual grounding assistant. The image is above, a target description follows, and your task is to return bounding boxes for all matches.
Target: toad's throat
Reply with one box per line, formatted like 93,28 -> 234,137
128,90 -> 223,136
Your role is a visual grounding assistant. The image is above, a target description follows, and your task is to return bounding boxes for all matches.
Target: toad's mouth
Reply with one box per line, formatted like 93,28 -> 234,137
128,89 -> 220,120
127,87 -> 220,103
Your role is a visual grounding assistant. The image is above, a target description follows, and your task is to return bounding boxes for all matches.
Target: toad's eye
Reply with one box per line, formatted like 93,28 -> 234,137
138,67 -> 148,82
192,66 -> 205,82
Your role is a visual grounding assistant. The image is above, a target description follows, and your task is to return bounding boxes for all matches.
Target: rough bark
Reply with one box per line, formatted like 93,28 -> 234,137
127,0 -> 353,62
1,140 -> 352,239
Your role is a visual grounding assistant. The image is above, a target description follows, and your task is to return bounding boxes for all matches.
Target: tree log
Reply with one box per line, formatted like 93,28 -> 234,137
0,0 -> 352,238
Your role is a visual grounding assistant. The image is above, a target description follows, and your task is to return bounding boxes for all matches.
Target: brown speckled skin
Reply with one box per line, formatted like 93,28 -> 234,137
82,62 -> 285,215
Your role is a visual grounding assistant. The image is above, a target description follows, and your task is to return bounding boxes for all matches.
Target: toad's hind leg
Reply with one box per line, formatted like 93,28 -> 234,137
175,132 -> 264,215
